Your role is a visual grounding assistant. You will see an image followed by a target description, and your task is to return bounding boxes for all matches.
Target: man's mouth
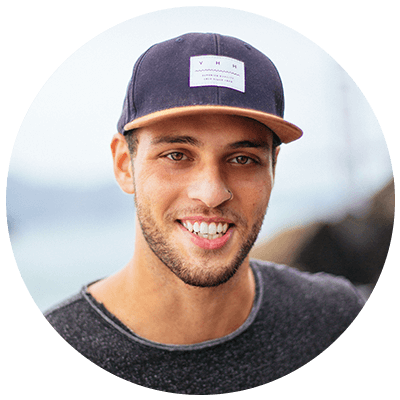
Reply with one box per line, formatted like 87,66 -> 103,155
179,220 -> 230,240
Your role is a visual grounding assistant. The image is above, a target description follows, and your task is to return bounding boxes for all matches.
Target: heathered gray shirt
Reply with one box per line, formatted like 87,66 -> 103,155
44,260 -> 364,394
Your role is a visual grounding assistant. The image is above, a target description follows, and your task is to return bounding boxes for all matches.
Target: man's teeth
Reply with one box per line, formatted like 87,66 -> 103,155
182,221 -> 229,239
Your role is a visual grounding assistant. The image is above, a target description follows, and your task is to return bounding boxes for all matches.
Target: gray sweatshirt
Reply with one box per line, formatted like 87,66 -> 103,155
44,260 -> 364,394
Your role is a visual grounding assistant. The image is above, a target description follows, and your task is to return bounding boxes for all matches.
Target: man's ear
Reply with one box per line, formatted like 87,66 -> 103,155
274,146 -> 280,162
110,133 -> 135,194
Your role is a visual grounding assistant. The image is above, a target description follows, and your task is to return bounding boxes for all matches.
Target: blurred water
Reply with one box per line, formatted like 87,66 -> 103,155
7,176 -> 135,311
11,215 -> 135,311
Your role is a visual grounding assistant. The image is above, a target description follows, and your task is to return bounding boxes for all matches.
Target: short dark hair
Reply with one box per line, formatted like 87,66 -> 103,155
124,128 -> 281,167
125,129 -> 139,157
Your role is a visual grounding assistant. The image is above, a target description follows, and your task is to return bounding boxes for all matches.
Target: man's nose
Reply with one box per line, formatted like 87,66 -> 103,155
187,164 -> 232,208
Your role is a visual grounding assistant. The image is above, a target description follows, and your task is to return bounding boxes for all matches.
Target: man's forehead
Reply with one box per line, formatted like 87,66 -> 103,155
136,114 -> 274,149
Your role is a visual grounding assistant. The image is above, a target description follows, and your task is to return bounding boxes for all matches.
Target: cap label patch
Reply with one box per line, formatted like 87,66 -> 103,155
190,55 -> 245,93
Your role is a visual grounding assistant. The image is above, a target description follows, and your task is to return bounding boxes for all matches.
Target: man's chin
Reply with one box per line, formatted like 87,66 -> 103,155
168,261 -> 241,288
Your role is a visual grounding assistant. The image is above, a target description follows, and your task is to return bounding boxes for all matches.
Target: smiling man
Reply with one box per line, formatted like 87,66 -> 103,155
45,33 -> 365,394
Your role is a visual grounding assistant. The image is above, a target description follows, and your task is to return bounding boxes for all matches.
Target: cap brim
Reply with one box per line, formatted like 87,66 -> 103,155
123,105 -> 302,144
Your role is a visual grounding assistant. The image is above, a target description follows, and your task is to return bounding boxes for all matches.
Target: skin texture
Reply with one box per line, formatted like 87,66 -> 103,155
89,114 -> 279,345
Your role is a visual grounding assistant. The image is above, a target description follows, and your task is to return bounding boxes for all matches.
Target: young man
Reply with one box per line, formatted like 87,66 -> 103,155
45,33 -> 364,394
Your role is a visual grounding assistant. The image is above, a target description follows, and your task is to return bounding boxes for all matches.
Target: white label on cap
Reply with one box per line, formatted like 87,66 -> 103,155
190,55 -> 245,93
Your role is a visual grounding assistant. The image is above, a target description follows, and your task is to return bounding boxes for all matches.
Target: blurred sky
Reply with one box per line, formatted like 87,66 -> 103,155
8,7 -> 392,200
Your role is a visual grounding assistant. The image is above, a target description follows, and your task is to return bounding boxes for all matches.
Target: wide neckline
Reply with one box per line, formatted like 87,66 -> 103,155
82,262 -> 264,351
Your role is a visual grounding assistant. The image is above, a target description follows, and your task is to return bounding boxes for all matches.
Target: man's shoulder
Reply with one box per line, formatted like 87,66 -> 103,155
44,289 -> 88,318
249,259 -> 365,366
44,291 -> 84,318
251,259 -> 365,317
44,289 -> 96,341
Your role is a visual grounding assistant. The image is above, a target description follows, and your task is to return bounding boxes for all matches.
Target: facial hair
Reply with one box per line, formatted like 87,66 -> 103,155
134,196 -> 266,288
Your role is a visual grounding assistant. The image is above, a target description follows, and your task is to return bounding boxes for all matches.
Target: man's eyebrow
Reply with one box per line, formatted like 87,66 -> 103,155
228,140 -> 270,150
150,135 -> 202,147
150,136 -> 270,150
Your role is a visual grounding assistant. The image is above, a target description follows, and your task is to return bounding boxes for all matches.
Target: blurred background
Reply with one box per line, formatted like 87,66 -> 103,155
6,7 -> 394,311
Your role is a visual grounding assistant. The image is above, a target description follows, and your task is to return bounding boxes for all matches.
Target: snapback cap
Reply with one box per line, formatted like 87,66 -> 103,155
117,33 -> 302,144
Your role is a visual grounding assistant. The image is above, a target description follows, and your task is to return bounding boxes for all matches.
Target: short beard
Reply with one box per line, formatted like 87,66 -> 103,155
135,199 -> 266,288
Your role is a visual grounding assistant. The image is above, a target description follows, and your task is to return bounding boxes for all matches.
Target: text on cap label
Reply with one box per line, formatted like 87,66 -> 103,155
189,55 -> 245,93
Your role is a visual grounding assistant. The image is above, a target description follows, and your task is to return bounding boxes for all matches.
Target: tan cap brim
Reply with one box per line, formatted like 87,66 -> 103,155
123,105 -> 302,144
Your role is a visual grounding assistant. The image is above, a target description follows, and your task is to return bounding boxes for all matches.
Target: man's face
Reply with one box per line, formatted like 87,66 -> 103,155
131,114 -> 277,287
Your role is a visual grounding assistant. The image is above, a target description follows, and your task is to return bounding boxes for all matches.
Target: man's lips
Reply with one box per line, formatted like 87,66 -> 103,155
178,217 -> 233,237
178,221 -> 234,250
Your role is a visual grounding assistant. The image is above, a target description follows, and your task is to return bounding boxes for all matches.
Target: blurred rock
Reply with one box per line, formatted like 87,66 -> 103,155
251,179 -> 394,288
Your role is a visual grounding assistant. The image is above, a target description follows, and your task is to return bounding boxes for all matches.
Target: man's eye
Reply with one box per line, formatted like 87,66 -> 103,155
166,152 -> 188,161
231,156 -> 253,165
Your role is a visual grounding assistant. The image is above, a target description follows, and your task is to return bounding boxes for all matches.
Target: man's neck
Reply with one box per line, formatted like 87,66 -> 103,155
88,254 -> 255,345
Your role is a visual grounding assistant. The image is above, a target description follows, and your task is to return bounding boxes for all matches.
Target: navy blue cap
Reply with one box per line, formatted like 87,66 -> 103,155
117,33 -> 302,143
